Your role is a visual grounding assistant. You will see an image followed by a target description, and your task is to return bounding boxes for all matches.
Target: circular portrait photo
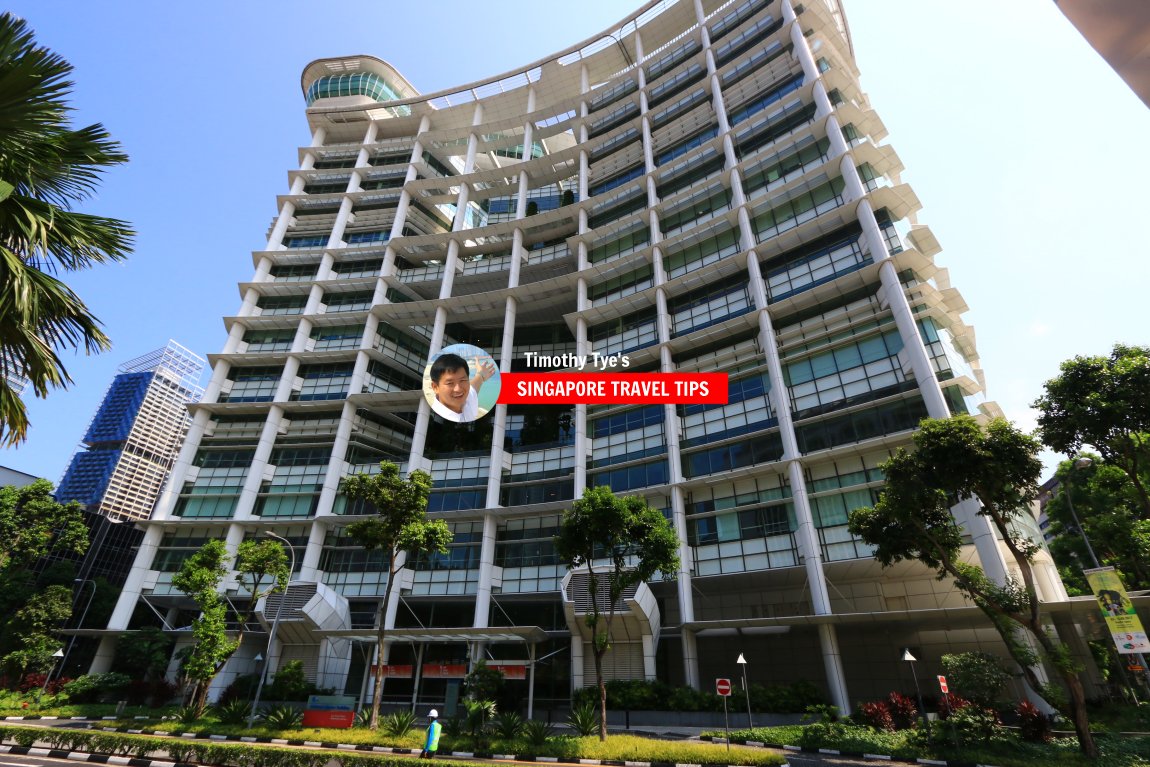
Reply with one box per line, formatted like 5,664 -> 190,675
423,344 -> 501,424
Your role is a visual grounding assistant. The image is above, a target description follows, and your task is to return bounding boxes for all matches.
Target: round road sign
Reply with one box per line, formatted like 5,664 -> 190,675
716,678 -> 732,696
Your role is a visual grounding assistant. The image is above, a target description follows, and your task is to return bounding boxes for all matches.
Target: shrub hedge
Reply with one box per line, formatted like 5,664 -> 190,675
572,678 -> 823,713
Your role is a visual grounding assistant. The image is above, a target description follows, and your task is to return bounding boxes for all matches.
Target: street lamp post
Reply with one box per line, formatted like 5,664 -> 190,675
736,653 -> 753,729
37,648 -> 65,704
247,532 -> 296,729
1063,457 -> 1101,569
902,649 -> 928,731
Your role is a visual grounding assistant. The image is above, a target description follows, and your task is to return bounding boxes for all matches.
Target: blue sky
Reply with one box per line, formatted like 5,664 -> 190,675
3,0 -> 1147,481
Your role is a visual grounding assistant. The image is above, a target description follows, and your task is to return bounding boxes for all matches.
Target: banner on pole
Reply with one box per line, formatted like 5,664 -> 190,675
1085,566 -> 1150,654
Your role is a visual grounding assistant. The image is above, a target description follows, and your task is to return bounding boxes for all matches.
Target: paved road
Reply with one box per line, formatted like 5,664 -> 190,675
0,753 -> 87,767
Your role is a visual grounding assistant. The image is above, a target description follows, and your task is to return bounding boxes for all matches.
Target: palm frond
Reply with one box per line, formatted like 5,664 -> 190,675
0,12 -> 133,443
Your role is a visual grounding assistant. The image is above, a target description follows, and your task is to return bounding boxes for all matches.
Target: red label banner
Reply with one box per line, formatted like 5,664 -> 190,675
499,373 -> 728,405
421,663 -> 469,678
489,664 -> 527,680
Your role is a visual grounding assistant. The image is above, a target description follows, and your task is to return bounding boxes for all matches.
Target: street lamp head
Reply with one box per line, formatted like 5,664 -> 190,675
1073,456 -> 1093,470
736,653 -> 747,665
901,648 -> 916,662
52,648 -> 65,658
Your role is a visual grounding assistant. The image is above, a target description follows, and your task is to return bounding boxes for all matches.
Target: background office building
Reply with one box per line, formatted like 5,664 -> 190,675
98,0 -> 1072,711
57,341 -> 206,523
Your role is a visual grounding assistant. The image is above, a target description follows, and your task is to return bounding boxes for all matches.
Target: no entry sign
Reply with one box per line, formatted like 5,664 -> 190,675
716,678 -> 732,696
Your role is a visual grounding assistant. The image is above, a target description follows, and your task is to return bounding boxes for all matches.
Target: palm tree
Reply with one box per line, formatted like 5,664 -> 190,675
0,12 -> 134,445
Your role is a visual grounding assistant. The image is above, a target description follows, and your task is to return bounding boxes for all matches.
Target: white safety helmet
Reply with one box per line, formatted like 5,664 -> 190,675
428,709 -> 439,718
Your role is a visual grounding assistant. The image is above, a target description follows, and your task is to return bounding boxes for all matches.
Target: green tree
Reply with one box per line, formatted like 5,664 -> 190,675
233,538 -> 290,644
0,583 -> 71,679
1045,456 -> 1150,592
554,486 -> 679,741
847,416 -> 1097,758
940,652 -> 1012,709
340,461 -> 452,729
1033,344 -> 1150,517
170,538 -> 289,711
0,13 -> 134,445
0,479 -> 88,573
172,540 -> 234,713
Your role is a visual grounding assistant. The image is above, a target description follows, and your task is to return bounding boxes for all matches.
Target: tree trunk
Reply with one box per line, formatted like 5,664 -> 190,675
194,681 -> 210,715
1028,618 -> 1098,758
1061,668 -> 1098,758
369,555 -> 399,730
593,645 -> 607,742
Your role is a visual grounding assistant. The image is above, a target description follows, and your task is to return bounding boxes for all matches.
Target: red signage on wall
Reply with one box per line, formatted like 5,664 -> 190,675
421,663 -> 469,678
489,664 -> 527,680
369,664 -> 414,678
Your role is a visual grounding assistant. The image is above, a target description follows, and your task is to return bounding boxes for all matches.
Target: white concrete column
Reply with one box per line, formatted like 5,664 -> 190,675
317,399 -> 361,518
382,554 -> 408,633
236,287 -> 262,320
855,197 -> 949,419
472,513 -> 499,629
570,635 -> 584,691
234,400 -> 289,519
670,485 -> 699,688
951,497 -> 1009,586
818,624 -> 850,714
252,256 -> 274,284
786,3 -> 821,86
299,520 -> 327,581
107,525 -> 164,630
811,80 -> 834,120
824,114 -> 850,158
839,154 -> 866,202
641,635 -> 656,680
327,197 -> 355,250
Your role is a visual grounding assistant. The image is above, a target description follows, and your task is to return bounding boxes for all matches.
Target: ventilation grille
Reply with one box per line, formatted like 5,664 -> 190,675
264,583 -> 317,618
566,571 -> 639,613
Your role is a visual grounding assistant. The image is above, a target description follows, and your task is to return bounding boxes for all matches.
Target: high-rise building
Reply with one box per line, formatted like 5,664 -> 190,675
57,341 -> 205,522
97,0 -> 1072,710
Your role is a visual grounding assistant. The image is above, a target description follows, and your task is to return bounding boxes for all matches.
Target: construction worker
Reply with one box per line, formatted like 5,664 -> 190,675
420,709 -> 441,758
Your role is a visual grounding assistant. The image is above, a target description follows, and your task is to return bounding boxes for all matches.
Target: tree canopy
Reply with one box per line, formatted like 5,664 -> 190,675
1044,456 -> 1150,593
0,13 -> 135,445
847,416 -> 1097,757
0,478 -> 88,574
340,461 -> 452,729
555,485 -> 679,740
1033,344 -> 1150,516
170,537 -> 290,712
171,539 -> 234,712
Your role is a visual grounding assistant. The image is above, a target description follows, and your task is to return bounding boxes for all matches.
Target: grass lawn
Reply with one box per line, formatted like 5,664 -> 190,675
98,721 -> 783,765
